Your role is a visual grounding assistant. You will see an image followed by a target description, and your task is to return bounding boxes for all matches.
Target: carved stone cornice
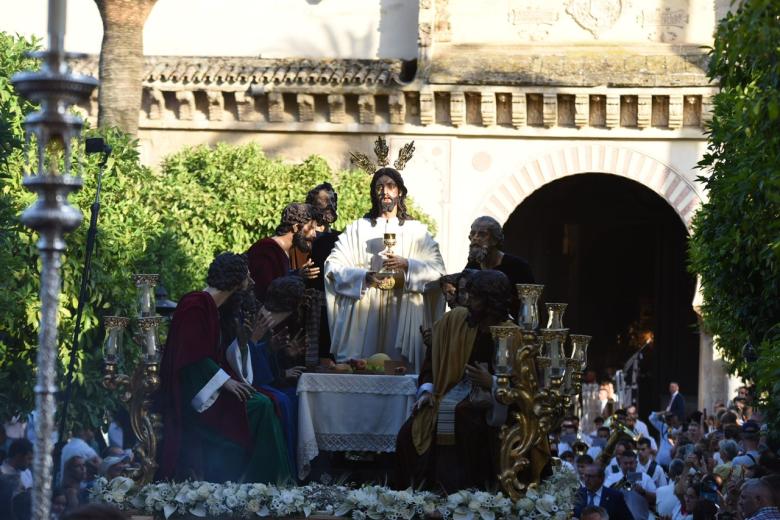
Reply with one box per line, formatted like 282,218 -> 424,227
70,54 -> 715,139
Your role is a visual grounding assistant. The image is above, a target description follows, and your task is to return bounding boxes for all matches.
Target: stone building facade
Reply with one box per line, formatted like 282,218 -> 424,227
7,0 -> 739,411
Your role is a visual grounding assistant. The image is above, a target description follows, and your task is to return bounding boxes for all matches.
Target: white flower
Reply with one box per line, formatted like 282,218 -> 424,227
194,484 -> 208,499
517,497 -> 535,513
535,494 -> 557,516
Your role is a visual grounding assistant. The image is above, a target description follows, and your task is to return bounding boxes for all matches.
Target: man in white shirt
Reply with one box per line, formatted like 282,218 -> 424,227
0,439 -> 33,494
655,459 -> 685,518
733,420 -> 762,469
648,411 -> 677,468
605,449 -> 657,520
627,405 -> 651,439
637,436 -> 668,488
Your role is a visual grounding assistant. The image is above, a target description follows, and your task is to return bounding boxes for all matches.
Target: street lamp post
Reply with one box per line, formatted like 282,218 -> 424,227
11,1 -> 97,518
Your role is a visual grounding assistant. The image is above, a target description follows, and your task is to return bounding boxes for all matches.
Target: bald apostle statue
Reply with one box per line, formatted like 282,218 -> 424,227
324,168 -> 446,372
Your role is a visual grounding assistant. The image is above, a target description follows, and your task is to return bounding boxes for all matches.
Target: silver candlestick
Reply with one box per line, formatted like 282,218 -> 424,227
11,1 -> 97,519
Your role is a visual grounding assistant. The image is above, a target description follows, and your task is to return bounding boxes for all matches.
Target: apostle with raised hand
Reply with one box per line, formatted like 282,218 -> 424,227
158,252 -> 291,483
324,167 -> 446,372
247,202 -> 319,302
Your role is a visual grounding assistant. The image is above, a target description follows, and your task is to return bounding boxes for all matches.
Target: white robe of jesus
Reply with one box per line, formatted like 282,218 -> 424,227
324,217 -> 446,372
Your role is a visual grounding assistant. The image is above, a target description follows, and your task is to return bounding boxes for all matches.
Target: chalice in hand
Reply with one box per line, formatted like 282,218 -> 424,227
376,233 -> 398,290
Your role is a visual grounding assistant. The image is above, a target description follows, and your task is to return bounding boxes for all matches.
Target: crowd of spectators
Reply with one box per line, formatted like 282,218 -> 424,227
551,383 -> 780,520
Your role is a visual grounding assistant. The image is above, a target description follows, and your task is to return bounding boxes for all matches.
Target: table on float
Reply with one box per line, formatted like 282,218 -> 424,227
296,372 -> 418,480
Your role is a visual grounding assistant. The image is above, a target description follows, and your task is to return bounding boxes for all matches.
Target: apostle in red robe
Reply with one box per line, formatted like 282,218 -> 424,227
246,202 -> 319,301
158,252 -> 291,483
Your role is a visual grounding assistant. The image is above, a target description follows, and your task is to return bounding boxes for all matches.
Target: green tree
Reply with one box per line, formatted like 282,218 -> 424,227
689,0 -> 780,440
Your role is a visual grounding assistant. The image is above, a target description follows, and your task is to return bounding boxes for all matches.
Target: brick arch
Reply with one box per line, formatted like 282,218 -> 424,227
479,144 -> 703,230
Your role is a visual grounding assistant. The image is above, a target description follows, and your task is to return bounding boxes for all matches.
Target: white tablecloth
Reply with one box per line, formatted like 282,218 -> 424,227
296,372 -> 418,480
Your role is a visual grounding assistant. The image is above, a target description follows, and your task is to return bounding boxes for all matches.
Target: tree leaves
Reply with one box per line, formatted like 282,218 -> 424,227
689,0 -> 780,441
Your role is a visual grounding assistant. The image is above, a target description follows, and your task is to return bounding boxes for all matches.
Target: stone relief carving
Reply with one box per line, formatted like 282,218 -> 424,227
507,1 -> 560,41
637,7 -> 689,43
566,0 -> 623,39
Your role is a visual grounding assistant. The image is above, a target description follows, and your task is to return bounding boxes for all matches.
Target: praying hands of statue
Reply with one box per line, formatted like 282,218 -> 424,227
285,330 -> 306,359
222,379 -> 255,402
298,259 -> 320,280
465,362 -> 493,390
382,253 -> 409,272
250,310 -> 274,343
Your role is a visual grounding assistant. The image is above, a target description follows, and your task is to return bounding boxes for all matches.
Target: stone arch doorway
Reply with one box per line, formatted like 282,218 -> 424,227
502,173 -> 699,413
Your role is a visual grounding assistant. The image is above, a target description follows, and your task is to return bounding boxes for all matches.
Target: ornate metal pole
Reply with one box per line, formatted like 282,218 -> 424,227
11,1 -> 97,519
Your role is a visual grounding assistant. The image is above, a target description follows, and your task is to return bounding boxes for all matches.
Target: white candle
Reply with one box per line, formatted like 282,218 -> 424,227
105,330 -> 117,361
48,0 -> 66,55
145,328 -> 157,358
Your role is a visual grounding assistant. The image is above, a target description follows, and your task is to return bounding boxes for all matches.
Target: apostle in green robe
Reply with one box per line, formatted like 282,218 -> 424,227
158,252 -> 291,483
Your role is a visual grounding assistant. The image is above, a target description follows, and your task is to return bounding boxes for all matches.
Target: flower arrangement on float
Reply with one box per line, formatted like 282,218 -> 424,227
90,466 -> 578,520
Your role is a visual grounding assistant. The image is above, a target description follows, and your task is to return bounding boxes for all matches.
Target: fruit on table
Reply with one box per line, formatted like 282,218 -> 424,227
366,353 -> 391,372
333,363 -> 353,373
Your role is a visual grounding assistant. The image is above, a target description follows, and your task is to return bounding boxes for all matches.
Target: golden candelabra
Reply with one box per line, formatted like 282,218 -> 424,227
493,284 -> 591,500
102,274 -> 165,485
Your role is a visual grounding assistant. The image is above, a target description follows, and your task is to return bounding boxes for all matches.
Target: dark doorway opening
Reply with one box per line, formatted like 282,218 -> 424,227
503,173 -> 699,412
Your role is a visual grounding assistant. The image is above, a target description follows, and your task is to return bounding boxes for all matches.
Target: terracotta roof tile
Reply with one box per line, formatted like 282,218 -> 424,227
67,55 -> 404,89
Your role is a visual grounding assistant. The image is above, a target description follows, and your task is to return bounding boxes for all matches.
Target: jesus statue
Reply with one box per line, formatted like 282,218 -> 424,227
324,167 -> 446,372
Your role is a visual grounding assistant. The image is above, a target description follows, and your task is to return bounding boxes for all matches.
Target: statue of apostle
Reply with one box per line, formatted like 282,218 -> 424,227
157,252 -> 291,483
394,270 -> 549,492
324,167 -> 446,372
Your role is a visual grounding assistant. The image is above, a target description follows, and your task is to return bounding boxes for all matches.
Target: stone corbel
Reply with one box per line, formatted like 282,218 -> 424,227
235,91 -> 260,122
328,94 -> 346,124
512,94 -> 527,128
481,93 -> 496,127
606,94 -> 620,129
574,93 -> 588,128
669,95 -> 683,129
543,93 -> 557,128
147,87 -> 165,120
358,94 -> 376,124
268,92 -> 285,122
297,94 -> 315,122
389,92 -> 406,125
176,91 -> 195,121
637,94 -> 652,129
450,92 -> 465,127
206,90 -> 224,121
419,89 -> 434,126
